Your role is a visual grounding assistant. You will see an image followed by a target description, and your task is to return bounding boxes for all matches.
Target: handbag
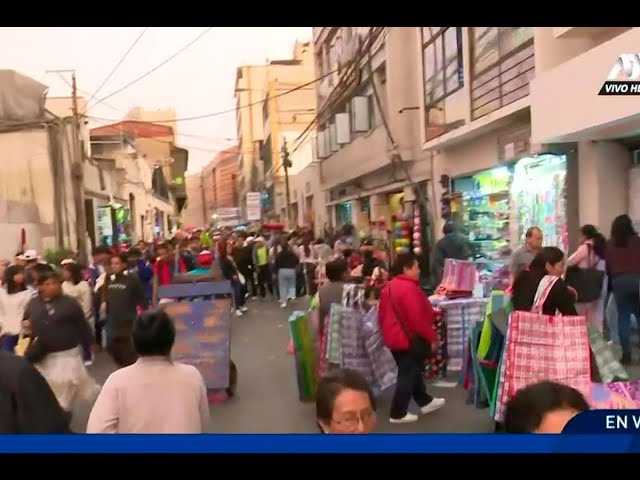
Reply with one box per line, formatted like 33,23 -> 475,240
565,245 -> 605,303
387,285 -> 432,361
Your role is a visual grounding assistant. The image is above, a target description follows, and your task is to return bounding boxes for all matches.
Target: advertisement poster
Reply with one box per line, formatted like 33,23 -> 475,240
246,192 -> 262,221
164,298 -> 231,390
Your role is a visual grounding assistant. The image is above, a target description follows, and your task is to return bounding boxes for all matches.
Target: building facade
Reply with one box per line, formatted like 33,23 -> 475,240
313,27 -> 426,234
416,26 -> 638,266
88,121 -> 179,246
201,146 -> 240,224
235,41 -> 316,225
181,173 -> 207,228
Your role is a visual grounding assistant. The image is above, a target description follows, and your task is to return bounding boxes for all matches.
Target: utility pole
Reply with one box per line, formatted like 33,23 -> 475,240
66,71 -> 89,262
282,140 -> 293,229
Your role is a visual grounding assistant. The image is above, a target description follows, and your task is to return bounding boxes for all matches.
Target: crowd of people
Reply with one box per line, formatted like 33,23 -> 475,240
0,211 -> 638,435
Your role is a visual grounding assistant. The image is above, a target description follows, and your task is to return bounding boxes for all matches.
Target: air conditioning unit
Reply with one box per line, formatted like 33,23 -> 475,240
316,130 -> 328,159
329,123 -> 339,152
335,112 -> 351,144
351,96 -> 370,132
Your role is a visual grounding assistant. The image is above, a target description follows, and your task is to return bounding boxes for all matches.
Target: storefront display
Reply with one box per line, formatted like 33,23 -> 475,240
335,202 -> 352,226
451,166 -> 513,275
96,206 -> 114,246
511,154 -> 568,252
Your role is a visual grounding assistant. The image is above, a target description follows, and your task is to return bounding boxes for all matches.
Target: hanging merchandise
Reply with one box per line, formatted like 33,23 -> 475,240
413,208 -> 422,255
450,167 -> 513,288
392,214 -> 412,255
512,154 -> 568,252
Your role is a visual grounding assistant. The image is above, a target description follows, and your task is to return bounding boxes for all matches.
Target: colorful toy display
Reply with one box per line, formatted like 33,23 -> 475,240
392,213 -> 412,255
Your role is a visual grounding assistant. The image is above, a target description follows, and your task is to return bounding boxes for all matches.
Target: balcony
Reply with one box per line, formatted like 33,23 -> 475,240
553,27 -> 622,40
531,28 -> 640,144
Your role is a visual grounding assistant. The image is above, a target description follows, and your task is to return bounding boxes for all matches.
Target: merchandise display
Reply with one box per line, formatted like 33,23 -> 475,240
451,167 -> 513,281
511,154 -> 568,252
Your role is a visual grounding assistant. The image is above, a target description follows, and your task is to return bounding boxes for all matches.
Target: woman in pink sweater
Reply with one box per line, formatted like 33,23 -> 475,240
566,225 -> 607,331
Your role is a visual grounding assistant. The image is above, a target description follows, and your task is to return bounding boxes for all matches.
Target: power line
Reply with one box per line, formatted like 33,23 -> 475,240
84,27 -> 149,111
87,27 -> 214,111
88,65 -> 338,125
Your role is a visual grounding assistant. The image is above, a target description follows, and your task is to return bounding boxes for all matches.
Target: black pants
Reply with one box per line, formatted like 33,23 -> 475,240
390,350 -> 432,419
239,268 -> 257,297
256,264 -> 272,298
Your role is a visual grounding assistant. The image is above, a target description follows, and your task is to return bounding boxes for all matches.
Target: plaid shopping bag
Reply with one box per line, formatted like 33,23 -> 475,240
440,259 -> 477,292
495,310 -> 591,421
340,285 -> 376,386
362,306 -> 397,394
326,304 -> 344,364
588,324 -> 629,384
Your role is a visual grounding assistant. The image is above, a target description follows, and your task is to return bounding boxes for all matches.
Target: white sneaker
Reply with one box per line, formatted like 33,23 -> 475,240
240,306 -> 248,312
235,309 -> 244,317
280,302 -> 287,308
390,413 -> 419,424
84,360 -> 93,367
421,398 -> 446,415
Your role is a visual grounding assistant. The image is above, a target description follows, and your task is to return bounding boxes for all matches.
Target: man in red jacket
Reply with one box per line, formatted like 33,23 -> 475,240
379,252 -> 445,424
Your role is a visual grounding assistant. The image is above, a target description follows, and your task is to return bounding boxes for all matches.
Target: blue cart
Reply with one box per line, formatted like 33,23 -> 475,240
157,280 -> 237,399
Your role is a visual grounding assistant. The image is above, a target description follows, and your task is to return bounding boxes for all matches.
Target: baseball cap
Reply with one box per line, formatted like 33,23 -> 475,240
19,249 -> 38,261
197,250 -> 214,268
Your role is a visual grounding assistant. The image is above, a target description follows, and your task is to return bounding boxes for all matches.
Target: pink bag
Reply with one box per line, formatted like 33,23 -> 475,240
440,259 -> 477,292
495,277 -> 591,421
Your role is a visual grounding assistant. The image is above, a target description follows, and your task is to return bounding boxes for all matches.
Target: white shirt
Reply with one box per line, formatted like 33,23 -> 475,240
0,287 -> 35,335
87,356 -> 209,434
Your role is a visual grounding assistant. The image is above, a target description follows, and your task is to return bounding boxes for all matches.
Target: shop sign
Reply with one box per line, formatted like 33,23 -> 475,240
246,192 -> 261,221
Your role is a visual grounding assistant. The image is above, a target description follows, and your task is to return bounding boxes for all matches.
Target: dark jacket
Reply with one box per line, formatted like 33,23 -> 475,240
105,272 -> 144,330
219,255 -> 238,281
24,294 -> 94,361
275,249 -> 299,271
512,271 -> 577,315
431,232 -> 472,285
0,351 -> 70,433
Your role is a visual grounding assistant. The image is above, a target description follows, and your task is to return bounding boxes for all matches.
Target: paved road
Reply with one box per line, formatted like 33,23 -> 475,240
72,298 -> 495,433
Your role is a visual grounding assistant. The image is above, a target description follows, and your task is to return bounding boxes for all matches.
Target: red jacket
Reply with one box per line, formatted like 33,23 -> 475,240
378,274 -> 437,351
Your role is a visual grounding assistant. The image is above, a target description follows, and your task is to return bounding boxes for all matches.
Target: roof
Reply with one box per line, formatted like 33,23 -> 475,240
90,120 -> 174,139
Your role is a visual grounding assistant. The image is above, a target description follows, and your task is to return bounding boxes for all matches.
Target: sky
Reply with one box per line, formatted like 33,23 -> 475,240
0,27 -> 312,173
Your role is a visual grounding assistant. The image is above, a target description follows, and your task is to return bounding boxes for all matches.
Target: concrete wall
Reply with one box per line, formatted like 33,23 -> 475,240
181,174 -> 206,227
0,126 -> 77,259
531,28 -> 640,143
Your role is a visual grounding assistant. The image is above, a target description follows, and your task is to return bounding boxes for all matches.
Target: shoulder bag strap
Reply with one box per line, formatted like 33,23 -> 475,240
532,275 -> 560,314
385,284 -> 412,341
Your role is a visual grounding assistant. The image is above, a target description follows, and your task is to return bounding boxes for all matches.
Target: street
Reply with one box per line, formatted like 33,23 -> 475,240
72,298 -> 495,434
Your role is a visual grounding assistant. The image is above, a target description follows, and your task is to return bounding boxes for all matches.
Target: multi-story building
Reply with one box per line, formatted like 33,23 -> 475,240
313,27 -> 426,232
89,120 -> 181,244
181,173 -> 207,228
418,27 -> 638,262
289,133 -> 327,234
124,107 -> 188,214
201,146 -> 240,224
235,41 -> 316,224
530,27 -> 640,233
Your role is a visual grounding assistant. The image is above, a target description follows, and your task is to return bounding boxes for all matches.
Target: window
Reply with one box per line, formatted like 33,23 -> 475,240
421,27 -> 464,141
471,27 -> 534,75
469,27 -> 535,119
422,27 -> 463,107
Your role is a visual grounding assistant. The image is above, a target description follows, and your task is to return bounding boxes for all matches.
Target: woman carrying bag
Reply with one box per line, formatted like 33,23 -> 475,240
378,252 -> 445,424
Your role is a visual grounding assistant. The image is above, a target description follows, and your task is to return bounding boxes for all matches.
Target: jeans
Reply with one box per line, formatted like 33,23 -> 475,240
278,268 -> 297,302
390,350 -> 432,419
231,279 -> 246,309
0,334 -> 19,353
611,273 -> 640,356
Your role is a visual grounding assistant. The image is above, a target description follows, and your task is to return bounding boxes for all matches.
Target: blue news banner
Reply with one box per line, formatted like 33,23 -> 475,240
1,411 -> 639,453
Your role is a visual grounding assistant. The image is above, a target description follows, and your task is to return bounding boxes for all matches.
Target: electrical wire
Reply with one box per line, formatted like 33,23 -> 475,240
87,64 -> 341,125
288,27 -> 385,157
84,27 -> 149,111
87,27 -> 214,111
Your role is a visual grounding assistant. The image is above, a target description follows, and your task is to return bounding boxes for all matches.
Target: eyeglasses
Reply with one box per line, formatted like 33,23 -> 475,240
332,409 -> 376,431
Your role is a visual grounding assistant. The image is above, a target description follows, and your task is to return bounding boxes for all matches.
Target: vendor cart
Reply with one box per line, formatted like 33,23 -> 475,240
156,279 -> 237,401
